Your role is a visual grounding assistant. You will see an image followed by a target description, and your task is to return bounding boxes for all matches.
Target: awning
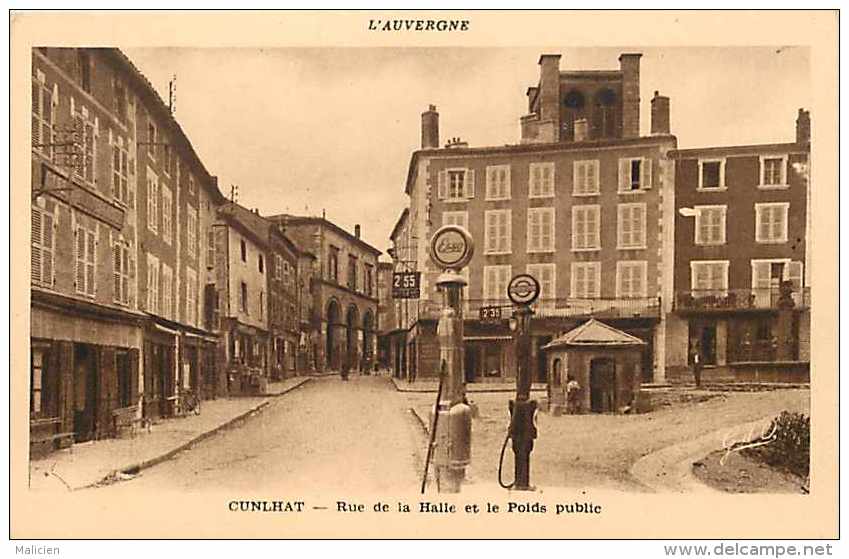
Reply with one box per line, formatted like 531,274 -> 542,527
464,335 -> 513,342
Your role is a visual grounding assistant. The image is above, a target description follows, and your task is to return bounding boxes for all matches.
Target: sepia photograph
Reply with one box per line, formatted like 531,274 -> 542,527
9,9 -> 839,541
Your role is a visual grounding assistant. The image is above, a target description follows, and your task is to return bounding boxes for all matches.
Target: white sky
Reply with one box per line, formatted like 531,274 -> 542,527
123,46 -> 810,256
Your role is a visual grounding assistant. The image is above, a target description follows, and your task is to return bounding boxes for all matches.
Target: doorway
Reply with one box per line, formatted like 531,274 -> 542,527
589,357 -> 616,413
73,344 -> 98,442
116,350 -> 132,409
464,345 -> 478,383
536,336 -> 552,383
700,324 -> 717,366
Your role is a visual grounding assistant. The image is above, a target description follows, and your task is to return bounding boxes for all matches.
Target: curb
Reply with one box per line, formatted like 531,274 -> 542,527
390,376 -> 545,394
83,378 -> 313,490
408,407 -> 430,435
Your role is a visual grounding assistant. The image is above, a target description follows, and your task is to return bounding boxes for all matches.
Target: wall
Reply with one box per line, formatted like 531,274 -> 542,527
225,226 -> 268,331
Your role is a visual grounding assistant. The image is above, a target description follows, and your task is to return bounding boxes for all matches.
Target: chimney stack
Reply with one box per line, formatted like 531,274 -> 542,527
538,54 -> 562,141
421,104 -> 439,149
619,53 -> 642,138
573,118 -> 589,142
796,108 -> 810,145
354,224 -> 361,239
651,91 -> 670,135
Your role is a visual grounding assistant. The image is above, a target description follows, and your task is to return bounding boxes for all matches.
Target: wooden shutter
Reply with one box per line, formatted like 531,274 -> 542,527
574,163 -> 585,194
31,81 -> 41,148
465,169 -> 475,198
618,159 -> 629,191
74,227 -> 85,293
590,161 -> 598,193
641,158 -> 653,189
86,229 -> 96,296
437,170 -> 447,200
113,238 -> 122,302
42,212 -> 54,286
542,209 -> 553,250
503,167 -> 511,198
31,208 -> 42,283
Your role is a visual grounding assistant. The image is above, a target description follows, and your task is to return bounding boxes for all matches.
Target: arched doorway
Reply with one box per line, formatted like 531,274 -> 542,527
362,310 -> 375,372
589,357 -> 616,413
326,300 -> 341,371
346,305 -> 359,371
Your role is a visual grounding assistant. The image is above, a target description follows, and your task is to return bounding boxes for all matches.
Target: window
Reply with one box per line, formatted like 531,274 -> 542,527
698,159 -> 725,190
348,254 -> 358,290
240,281 -> 248,313
484,210 -> 511,254
112,237 -> 131,305
695,205 -> 727,246
206,230 -> 215,269
146,253 -> 160,314
483,265 -> 511,303
275,254 -> 283,280
572,160 -> 599,196
112,136 -> 130,205
161,185 -> 172,244
146,169 -> 159,233
616,261 -> 648,298
77,51 -> 91,93
32,71 -> 54,158
147,121 -> 157,159
186,267 -> 197,326
526,263 -> 556,310
437,168 -> 475,201
690,261 -> 729,296
188,174 -> 196,196
755,203 -> 789,244
30,348 -> 45,416
31,206 -> 55,287
328,248 -> 339,281
618,157 -> 652,192
760,156 -> 788,188
74,222 -> 97,297
259,254 -> 264,274
529,162 -> 555,198
240,239 -> 247,262
186,207 -> 198,258
485,165 -> 511,200
571,262 -> 601,299
442,211 -> 468,229
751,259 -> 803,306
113,77 -> 127,123
163,143 -> 172,176
617,203 -> 647,249
161,263 -> 173,319
72,106 -> 97,185
527,207 -> 555,252
259,291 -> 264,321
572,205 -> 600,251
365,264 -> 374,297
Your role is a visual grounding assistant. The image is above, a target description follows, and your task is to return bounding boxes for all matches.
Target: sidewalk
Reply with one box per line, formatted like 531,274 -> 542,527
391,376 -> 547,393
28,377 -> 311,492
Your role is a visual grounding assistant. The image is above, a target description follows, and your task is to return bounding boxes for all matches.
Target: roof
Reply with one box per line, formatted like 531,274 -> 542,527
218,202 -> 272,248
669,141 -> 809,159
404,134 -> 677,195
102,49 -> 226,205
389,208 -> 409,241
542,319 -> 646,349
268,214 -> 382,257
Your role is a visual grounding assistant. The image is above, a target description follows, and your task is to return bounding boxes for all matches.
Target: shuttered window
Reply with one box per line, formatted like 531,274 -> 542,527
484,209 -> 511,254
616,261 -> 648,298
437,168 -> 475,201
529,162 -> 555,198
691,261 -> 729,296
483,265 -> 511,303
187,207 -> 198,257
571,262 -> 601,299
442,211 -> 468,229
695,205 -> 726,245
112,236 -> 132,305
74,222 -> 97,297
527,263 -> 556,311
207,230 -> 216,270
618,157 -> 653,192
485,165 -> 511,200
618,203 -> 647,249
32,71 -> 54,158
31,207 -> 55,287
527,207 -> 555,252
572,160 -> 599,196
755,203 -> 789,243
71,107 -> 97,185
112,135 -> 129,205
147,170 -> 159,233
572,205 -> 600,250
161,185 -> 172,244
161,263 -> 173,320
186,267 -> 197,326
147,254 -> 160,314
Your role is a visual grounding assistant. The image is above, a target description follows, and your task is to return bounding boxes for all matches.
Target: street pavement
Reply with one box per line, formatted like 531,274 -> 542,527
95,375 -> 427,494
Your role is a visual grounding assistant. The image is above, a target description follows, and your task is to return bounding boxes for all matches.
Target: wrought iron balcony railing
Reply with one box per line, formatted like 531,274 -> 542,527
416,297 -> 661,320
674,287 -> 811,312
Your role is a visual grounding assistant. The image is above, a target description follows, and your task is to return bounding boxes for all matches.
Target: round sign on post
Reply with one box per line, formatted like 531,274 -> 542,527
507,274 -> 541,306
429,225 -> 474,271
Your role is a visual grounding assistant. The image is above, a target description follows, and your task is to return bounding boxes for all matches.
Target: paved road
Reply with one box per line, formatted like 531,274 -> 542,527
99,375 -> 426,493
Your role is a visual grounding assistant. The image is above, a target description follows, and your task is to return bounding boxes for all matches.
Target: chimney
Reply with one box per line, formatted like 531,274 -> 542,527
651,91 -> 670,135
354,224 -> 361,239
573,118 -> 589,142
796,108 -> 810,145
619,53 -> 642,138
538,54 -> 562,137
421,105 -> 439,149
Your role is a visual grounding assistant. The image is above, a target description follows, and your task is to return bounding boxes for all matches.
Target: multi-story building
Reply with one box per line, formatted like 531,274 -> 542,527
267,220 -> 301,379
396,53 -> 678,384
387,208 -> 415,379
666,110 -> 811,383
295,249 -> 319,371
272,215 -> 381,372
29,48 -> 224,454
375,261 -> 397,371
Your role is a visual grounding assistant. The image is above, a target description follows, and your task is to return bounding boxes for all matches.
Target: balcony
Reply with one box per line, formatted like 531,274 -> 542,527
674,287 -> 811,313
417,297 -> 661,321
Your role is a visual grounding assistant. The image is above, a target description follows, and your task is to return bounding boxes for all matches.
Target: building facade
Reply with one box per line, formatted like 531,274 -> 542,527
666,110 -> 811,383
273,215 -> 381,373
395,53 -> 677,384
29,48 -> 224,455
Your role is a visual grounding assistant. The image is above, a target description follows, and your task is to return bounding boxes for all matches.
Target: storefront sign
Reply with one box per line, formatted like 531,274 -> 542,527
429,225 -> 474,270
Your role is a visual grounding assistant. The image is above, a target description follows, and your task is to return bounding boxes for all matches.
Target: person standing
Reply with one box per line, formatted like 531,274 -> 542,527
691,341 -> 703,388
566,375 -> 581,414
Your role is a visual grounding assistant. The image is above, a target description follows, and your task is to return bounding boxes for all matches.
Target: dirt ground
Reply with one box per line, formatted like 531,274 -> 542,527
407,388 -> 810,491
692,449 -> 807,494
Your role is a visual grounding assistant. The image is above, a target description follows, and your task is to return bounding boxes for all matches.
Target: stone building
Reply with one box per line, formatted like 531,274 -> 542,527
29,48 -> 224,455
271,215 -> 381,373
666,110 -> 811,383
395,53 -> 677,384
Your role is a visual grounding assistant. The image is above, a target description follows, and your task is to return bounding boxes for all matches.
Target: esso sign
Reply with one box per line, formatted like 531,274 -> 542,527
429,225 -> 474,270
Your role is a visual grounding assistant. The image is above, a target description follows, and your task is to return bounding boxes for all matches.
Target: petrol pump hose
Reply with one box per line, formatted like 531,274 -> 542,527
497,418 -> 514,489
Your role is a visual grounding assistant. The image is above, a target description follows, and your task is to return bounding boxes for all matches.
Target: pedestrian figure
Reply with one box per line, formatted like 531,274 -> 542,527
566,375 -> 581,414
691,340 -> 703,388
341,354 -> 350,381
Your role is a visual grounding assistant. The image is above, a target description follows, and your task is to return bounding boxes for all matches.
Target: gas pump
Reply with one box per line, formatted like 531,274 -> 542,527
422,225 -> 474,494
